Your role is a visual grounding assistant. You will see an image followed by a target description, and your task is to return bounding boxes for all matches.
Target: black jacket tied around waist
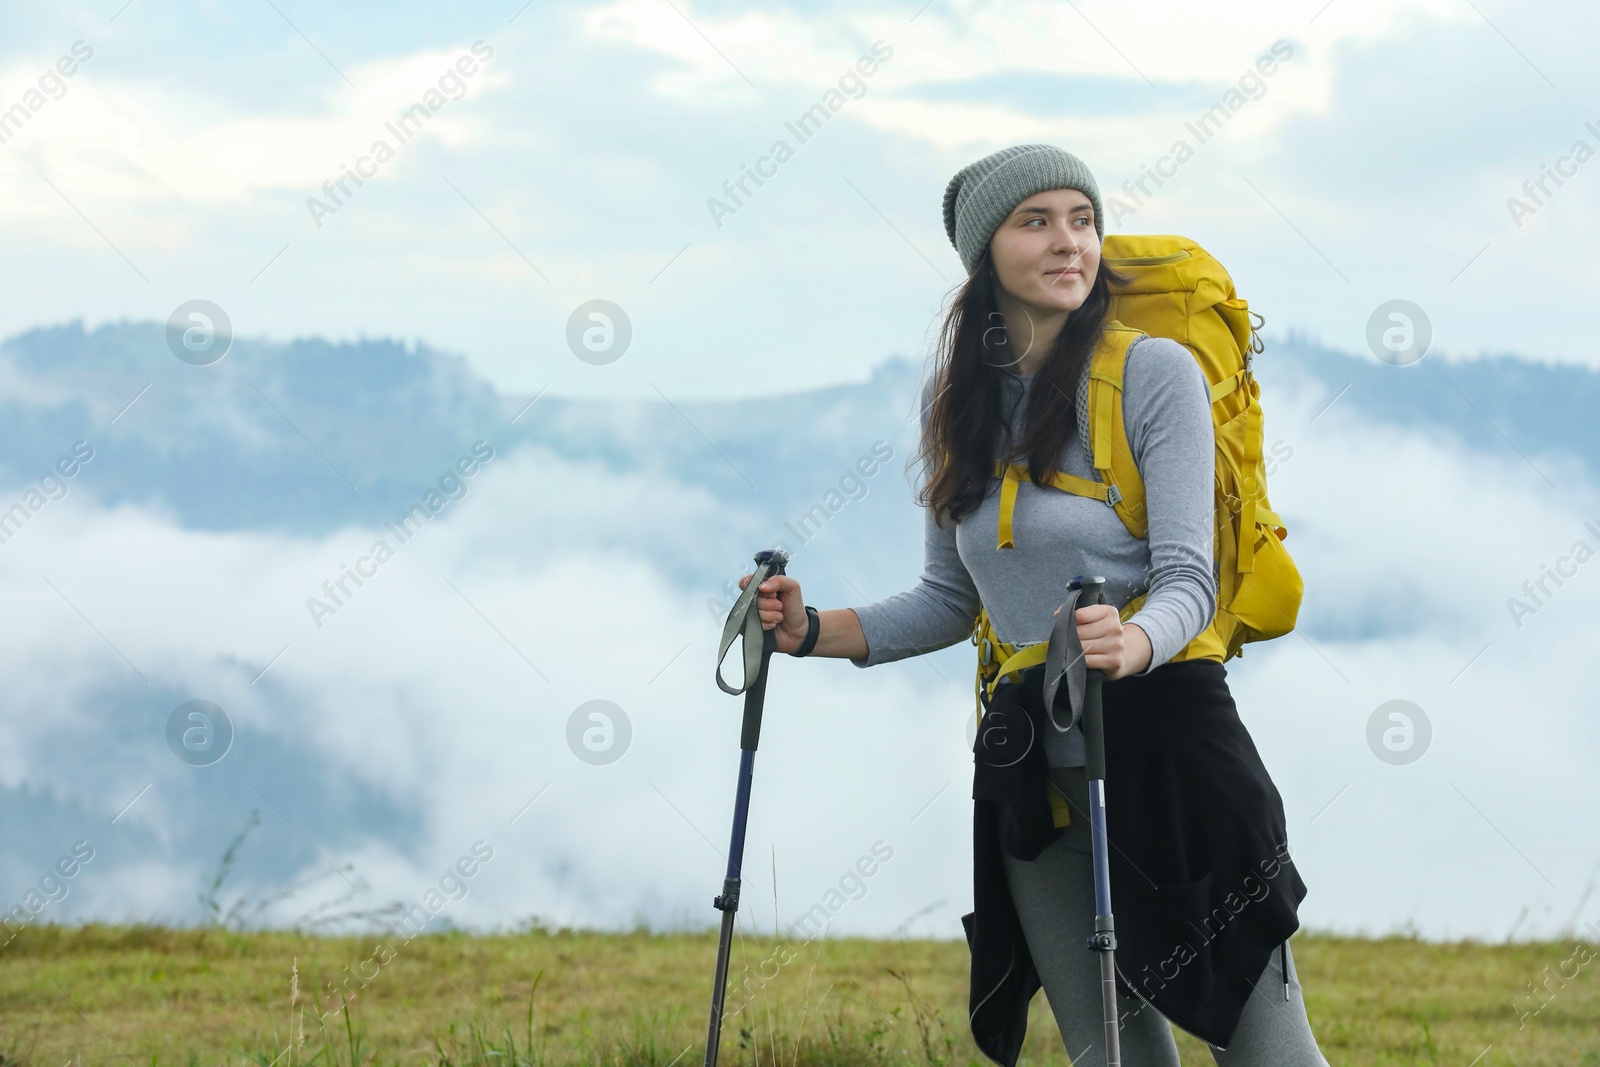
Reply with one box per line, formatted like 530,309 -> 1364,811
961,658 -> 1308,1063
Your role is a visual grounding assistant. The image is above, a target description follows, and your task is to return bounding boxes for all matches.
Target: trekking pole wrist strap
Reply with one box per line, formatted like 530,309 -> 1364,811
788,605 -> 820,658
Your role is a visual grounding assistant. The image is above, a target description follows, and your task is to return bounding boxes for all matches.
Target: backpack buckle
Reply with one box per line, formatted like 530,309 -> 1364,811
1105,483 -> 1122,507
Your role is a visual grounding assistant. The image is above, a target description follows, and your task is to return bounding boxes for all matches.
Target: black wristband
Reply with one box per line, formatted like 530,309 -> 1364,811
789,605 -> 820,658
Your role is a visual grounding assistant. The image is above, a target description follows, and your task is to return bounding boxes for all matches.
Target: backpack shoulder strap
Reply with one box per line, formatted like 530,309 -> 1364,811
1086,321 -> 1149,541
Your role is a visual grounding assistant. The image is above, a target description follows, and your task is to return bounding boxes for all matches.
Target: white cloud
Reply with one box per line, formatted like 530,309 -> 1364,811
2,385 -> 1598,940
0,42 -> 511,220
580,0 -> 1467,151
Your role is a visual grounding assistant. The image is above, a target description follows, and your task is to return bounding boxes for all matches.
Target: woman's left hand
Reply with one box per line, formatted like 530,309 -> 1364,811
1052,602 -> 1153,681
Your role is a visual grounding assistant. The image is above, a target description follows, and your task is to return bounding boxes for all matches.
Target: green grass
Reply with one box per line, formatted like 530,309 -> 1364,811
2,923 -> 1598,1066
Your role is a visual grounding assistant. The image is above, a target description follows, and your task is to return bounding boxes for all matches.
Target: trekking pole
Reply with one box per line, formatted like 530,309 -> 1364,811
704,548 -> 788,1067
1070,575 -> 1121,1067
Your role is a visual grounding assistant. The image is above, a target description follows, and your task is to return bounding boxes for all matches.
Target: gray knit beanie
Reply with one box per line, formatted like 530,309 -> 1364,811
941,144 -> 1105,276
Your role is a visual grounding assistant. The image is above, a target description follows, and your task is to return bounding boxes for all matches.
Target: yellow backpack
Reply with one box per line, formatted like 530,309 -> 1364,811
972,235 -> 1304,825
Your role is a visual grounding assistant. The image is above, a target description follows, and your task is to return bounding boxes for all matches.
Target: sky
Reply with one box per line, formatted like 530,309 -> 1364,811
2,0 -> 1600,961
3,0 -> 1600,403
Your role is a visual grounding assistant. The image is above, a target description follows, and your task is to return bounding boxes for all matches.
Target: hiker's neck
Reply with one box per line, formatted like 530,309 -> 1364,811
993,298 -> 1068,377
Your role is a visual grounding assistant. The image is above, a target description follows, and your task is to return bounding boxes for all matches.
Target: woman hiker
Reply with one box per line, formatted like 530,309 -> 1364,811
738,144 -> 1331,1066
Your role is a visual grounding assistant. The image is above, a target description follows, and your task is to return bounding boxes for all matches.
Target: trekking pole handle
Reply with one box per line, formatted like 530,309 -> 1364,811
1069,576 -> 1107,781
1073,575 -> 1105,610
739,549 -> 784,752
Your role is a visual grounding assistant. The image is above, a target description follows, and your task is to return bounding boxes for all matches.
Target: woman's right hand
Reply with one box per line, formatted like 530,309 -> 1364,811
737,571 -> 811,655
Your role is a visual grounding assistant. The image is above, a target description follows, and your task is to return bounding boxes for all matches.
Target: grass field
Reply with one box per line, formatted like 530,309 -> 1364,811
2,923 -> 1597,1066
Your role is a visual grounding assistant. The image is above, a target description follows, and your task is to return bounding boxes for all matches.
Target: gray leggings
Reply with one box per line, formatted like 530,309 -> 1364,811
1000,765 -> 1331,1067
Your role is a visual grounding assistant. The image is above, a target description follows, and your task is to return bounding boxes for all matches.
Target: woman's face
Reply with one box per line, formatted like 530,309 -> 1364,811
987,187 -> 1100,318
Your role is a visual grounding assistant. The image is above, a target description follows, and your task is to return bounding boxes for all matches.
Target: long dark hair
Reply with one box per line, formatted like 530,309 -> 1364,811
915,244 -> 1131,527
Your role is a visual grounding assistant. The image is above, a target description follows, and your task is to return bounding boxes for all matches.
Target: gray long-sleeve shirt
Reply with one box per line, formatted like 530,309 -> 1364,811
848,335 -> 1219,767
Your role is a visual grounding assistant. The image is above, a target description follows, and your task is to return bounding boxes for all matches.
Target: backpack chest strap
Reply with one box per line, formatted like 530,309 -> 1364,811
994,460 -> 1120,550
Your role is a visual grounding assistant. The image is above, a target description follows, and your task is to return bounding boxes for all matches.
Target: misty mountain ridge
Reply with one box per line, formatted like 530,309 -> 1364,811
4,319 -> 1597,535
